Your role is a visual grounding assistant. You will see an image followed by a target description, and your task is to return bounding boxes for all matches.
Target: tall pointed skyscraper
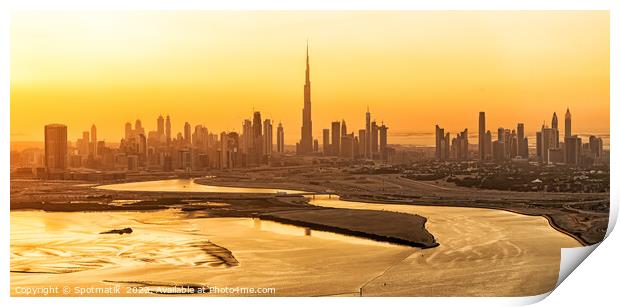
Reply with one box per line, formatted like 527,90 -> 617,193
299,42 -> 313,154
478,112 -> 485,161
565,108 -> 572,139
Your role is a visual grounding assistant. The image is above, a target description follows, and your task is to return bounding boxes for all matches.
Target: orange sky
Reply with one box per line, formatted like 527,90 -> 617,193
11,11 -> 609,144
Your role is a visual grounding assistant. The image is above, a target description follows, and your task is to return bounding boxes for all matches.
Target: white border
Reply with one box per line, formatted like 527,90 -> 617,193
1,1 -> 617,307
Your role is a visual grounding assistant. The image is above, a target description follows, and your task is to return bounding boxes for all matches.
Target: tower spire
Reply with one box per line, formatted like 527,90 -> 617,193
305,40 -> 310,83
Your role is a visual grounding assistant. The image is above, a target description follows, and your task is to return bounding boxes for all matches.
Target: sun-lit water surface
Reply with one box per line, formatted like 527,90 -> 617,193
12,179 -> 582,296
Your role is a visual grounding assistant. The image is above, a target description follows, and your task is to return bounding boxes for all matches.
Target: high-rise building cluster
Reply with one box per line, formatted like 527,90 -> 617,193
320,111 -> 391,161
535,109 -> 604,165
51,109 -> 280,173
34,43 -> 395,175
435,125 -> 468,161
435,109 -> 605,166
294,44 -> 392,161
475,111 -> 529,162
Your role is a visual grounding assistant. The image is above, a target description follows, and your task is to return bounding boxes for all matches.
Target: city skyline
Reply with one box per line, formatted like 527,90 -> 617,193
11,11 -> 609,143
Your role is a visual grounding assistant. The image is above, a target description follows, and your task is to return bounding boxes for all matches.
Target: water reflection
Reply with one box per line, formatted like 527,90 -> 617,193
249,218 -> 398,248
96,178 -> 306,194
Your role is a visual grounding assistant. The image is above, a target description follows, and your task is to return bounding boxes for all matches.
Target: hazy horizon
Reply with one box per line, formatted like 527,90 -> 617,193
11,11 -> 609,143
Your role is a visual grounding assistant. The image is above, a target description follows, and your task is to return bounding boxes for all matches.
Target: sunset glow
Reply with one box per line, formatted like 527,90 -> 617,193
11,11 -> 609,143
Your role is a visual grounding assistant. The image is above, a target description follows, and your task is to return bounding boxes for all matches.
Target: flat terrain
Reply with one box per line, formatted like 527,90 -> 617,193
195,166 -> 609,245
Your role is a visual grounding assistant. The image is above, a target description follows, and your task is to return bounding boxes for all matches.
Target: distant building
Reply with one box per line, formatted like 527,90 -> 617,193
322,128 -> 330,155
184,122 -> 191,145
451,128 -> 468,161
492,141 -> 505,162
298,43 -> 313,154
378,123 -> 388,160
263,119 -> 273,157
341,133 -> 354,158
276,123 -> 284,153
331,121 -> 341,156
44,124 -> 68,171
484,130 -> 492,160
371,121 -> 379,158
365,107 -> 371,158
478,112 -> 485,161
565,108 -> 572,140
165,115 -> 171,143
435,125 -> 450,161
358,129 -> 366,159
565,135 -> 582,165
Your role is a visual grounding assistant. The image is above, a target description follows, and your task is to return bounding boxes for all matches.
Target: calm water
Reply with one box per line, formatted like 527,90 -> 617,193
96,179 -> 306,194
11,179 -> 581,296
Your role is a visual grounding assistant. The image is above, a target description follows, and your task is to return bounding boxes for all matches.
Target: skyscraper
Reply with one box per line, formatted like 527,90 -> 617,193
378,123 -> 388,160
371,121 -> 379,157
551,112 -> 560,148
322,128 -> 330,155
263,119 -> 273,157
184,122 -> 191,145
44,124 -> 68,171
341,120 -> 347,136
299,43 -> 313,154
565,135 -> 581,165
124,122 -> 132,140
331,121 -> 341,156
365,107 -> 371,158
157,115 -> 164,135
253,111 -> 263,163
484,130 -> 492,159
358,129 -> 366,159
435,125 -> 444,160
90,124 -> 97,157
165,115 -> 171,143
565,108 -> 572,139
276,123 -> 284,153
478,112 -> 485,161
517,123 -> 526,158
135,119 -> 144,136
242,119 -> 253,154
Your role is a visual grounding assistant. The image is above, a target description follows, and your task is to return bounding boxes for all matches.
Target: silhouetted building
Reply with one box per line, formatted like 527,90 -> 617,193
44,124 -> 68,171
565,108 -> 572,140
299,43 -> 313,154
517,123 -> 527,158
90,124 -> 97,157
565,135 -> 582,165
341,133 -> 354,159
276,123 -> 284,153
551,112 -> 560,148
378,123 -> 388,160
183,122 -> 191,145
371,121 -> 379,158
492,141 -> 505,162
484,130 -> 492,159
263,119 -> 273,157
451,128 -> 468,161
165,115 -> 171,143
478,112 -> 486,160
322,128 -> 330,155
435,125 -> 447,161
358,129 -> 366,159
331,121 -> 341,156
365,107 -> 371,158
253,111 -> 263,163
